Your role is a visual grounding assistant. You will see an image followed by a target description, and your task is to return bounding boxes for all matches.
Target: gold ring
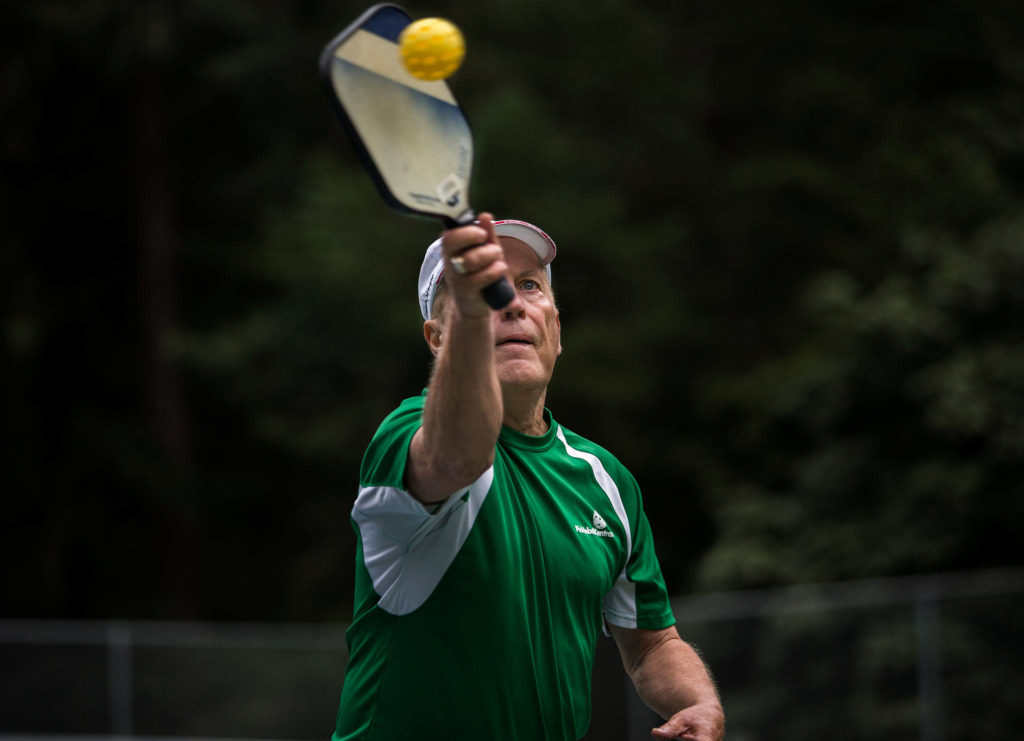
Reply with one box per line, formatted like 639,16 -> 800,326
450,255 -> 468,275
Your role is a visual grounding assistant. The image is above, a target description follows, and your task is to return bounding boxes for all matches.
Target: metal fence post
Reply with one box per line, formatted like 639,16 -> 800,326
108,620 -> 134,736
915,591 -> 943,741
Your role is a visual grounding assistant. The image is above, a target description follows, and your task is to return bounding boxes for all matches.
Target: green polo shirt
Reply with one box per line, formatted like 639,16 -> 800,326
333,394 -> 674,740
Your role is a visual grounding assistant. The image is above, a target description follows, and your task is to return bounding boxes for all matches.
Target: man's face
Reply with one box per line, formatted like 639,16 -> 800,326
491,237 -> 562,391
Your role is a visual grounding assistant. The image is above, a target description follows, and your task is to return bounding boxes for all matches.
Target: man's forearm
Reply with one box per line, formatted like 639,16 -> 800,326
420,311 -> 502,476
408,308 -> 503,503
633,633 -> 720,717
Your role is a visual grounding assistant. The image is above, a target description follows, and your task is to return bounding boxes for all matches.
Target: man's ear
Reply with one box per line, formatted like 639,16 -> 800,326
555,310 -> 563,356
424,319 -> 444,357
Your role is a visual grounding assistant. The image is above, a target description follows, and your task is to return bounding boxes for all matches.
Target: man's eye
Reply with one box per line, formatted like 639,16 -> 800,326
520,279 -> 540,291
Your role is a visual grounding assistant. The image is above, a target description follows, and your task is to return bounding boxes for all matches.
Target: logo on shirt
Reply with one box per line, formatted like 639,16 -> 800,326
575,510 -> 614,538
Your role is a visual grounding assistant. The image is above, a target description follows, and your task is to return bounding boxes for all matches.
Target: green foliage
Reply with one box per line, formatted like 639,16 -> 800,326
697,216 -> 1024,588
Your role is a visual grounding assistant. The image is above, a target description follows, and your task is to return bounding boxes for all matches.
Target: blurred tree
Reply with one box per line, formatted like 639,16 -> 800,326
1,0 -> 366,619
672,1 -> 1024,589
696,215 -> 1024,587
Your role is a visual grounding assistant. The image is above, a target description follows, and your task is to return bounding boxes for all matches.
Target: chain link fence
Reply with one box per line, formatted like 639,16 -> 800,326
0,622 -> 347,740
2,568 -> 1021,741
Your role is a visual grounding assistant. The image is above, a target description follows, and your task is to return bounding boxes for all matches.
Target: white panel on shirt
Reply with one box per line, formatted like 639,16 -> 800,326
352,468 -> 493,615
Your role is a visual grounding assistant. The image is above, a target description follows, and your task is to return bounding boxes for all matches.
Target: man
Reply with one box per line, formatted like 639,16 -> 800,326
333,214 -> 724,740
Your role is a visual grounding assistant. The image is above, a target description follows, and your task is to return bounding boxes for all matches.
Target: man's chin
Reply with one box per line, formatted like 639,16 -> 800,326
496,360 -> 550,390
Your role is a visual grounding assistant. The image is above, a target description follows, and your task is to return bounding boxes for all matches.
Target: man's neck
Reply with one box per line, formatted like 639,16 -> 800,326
501,387 -> 548,436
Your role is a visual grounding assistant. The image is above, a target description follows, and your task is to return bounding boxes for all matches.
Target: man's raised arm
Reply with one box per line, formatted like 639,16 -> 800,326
407,213 -> 507,503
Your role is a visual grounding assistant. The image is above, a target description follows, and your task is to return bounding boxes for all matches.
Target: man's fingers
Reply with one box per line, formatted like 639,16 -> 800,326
441,227 -> 486,256
441,211 -> 503,283
478,211 -> 496,244
650,708 -> 701,739
438,211 -> 507,316
652,712 -> 694,738
445,243 -> 503,276
651,704 -> 724,741
652,724 -> 693,740
441,211 -> 496,258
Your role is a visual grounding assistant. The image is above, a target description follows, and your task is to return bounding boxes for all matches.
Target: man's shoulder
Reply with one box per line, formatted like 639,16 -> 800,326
359,394 -> 427,485
385,393 -> 427,419
371,393 -> 426,433
555,421 -> 634,480
553,420 -> 645,522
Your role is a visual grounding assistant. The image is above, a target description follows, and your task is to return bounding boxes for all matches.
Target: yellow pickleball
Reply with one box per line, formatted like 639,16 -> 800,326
398,17 -> 465,81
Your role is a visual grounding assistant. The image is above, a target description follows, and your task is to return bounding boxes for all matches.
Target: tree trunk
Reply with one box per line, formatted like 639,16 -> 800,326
136,74 -> 200,617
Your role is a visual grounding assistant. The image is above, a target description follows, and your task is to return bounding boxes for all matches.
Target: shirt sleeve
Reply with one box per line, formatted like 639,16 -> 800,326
601,468 -> 676,631
353,396 -> 494,616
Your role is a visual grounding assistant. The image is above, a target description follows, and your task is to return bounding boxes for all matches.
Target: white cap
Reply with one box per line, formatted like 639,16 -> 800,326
417,219 -> 557,320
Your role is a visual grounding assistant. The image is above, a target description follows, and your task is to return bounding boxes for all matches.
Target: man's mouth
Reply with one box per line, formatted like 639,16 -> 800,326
496,334 -> 533,347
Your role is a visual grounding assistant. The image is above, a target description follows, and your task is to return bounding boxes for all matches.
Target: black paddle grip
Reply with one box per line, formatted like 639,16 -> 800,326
481,276 -> 515,310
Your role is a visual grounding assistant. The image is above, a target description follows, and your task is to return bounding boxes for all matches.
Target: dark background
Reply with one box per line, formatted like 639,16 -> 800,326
3,0 -> 1023,623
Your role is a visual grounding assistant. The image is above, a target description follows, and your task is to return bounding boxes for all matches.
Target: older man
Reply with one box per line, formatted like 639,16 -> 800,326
333,214 -> 724,741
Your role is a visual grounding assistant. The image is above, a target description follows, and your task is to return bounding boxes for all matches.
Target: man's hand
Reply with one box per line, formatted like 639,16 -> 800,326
651,701 -> 725,740
441,212 -> 507,318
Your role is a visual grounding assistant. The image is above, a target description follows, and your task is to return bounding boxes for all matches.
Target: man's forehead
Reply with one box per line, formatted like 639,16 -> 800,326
499,236 -> 544,270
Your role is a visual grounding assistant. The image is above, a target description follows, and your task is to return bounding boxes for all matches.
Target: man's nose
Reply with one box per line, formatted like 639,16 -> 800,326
500,289 -> 526,319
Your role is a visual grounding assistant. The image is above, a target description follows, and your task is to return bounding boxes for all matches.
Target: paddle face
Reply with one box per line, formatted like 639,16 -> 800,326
319,4 -> 475,226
